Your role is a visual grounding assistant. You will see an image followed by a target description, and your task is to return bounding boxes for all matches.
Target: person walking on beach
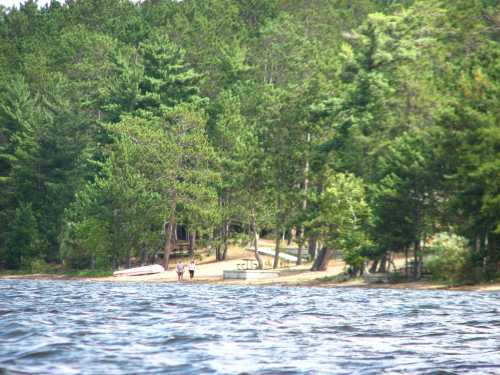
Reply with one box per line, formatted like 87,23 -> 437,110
176,260 -> 185,281
188,259 -> 196,280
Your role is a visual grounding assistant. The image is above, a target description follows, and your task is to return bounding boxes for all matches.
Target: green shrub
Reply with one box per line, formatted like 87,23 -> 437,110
5,203 -> 45,269
316,274 -> 351,283
29,259 -> 50,274
425,233 -> 470,282
388,271 -> 406,283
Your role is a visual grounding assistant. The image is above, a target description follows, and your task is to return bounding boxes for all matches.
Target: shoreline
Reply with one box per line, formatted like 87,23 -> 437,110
2,272 -> 499,292
2,249 -> 498,293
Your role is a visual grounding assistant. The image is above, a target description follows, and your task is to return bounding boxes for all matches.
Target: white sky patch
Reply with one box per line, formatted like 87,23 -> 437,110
0,0 -> 59,8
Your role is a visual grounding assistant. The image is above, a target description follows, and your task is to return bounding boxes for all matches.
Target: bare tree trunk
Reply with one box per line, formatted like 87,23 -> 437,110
404,246 -> 409,278
370,259 -> 379,273
139,246 -> 146,266
273,228 -> 282,269
413,204 -> 422,279
388,253 -> 396,272
480,231 -> 486,253
163,215 -> 175,270
297,227 -> 304,266
378,253 -> 387,273
163,192 -> 177,270
308,236 -> 317,260
222,221 -> 230,260
488,232 -> 500,273
213,226 -> 220,261
483,232 -> 489,273
215,222 -> 225,261
419,237 -> 424,277
251,211 -> 263,269
126,235 -> 133,269
311,247 -> 332,271
252,214 -> 264,270
413,239 -> 420,279
297,133 -> 310,265
127,248 -> 131,269
188,231 -> 196,259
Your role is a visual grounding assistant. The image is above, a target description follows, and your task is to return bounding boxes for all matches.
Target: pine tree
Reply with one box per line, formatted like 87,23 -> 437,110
137,32 -> 204,115
0,76 -> 42,267
4,202 -> 42,269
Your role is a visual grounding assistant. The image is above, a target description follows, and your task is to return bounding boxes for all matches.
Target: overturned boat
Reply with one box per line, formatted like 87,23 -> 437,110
113,264 -> 165,277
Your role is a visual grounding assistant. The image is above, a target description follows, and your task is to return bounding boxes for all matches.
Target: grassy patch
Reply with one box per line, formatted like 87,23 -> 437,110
0,268 -> 113,278
0,269 -> 34,276
0,261 -> 62,275
316,274 -> 351,283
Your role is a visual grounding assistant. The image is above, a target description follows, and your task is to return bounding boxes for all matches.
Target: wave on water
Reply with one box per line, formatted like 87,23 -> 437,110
0,280 -> 499,374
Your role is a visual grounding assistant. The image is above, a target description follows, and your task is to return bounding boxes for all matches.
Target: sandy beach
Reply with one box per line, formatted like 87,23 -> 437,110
3,244 -> 499,292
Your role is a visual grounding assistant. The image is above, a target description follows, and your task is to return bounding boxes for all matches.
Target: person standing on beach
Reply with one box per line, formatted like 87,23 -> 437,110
176,260 -> 185,281
188,259 -> 196,280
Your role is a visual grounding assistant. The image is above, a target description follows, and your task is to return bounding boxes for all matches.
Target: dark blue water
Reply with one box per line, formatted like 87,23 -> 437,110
0,280 -> 499,374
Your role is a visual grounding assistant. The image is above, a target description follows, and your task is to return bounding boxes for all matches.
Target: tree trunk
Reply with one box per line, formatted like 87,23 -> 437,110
404,246 -> 409,278
297,134 -> 310,265
252,212 -> 263,269
163,214 -> 176,270
188,231 -> 196,259
311,247 -> 332,271
388,254 -> 397,272
378,253 -> 387,273
418,238 -> 424,276
215,245 -> 222,261
222,221 -> 229,260
215,223 -> 225,261
308,236 -> 317,260
480,231 -> 486,254
413,239 -> 420,279
297,227 -> 304,266
273,228 -> 282,269
163,192 -> 177,270
369,259 -> 379,273
492,232 -> 499,261
252,217 -> 264,270
126,235 -> 133,269
139,246 -> 146,266
286,229 -> 292,246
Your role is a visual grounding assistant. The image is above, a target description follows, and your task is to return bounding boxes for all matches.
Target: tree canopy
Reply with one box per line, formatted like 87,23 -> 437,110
0,0 -> 498,281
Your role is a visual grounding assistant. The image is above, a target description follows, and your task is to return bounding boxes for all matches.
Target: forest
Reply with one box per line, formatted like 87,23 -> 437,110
0,0 -> 499,282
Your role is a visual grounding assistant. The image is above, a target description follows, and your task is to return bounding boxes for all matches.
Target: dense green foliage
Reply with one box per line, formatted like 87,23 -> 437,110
0,0 -> 498,281
425,233 -> 471,283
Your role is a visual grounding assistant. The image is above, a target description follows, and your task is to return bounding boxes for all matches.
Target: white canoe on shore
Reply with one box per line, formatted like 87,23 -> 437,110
113,264 -> 165,277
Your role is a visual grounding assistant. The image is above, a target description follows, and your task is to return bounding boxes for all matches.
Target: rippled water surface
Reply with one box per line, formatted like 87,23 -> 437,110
1,280 -> 500,374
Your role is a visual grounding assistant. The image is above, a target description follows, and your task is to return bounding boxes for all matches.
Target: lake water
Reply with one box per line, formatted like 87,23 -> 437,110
0,280 -> 499,374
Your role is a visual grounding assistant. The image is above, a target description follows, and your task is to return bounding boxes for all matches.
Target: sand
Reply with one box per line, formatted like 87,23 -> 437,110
2,244 -> 499,292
